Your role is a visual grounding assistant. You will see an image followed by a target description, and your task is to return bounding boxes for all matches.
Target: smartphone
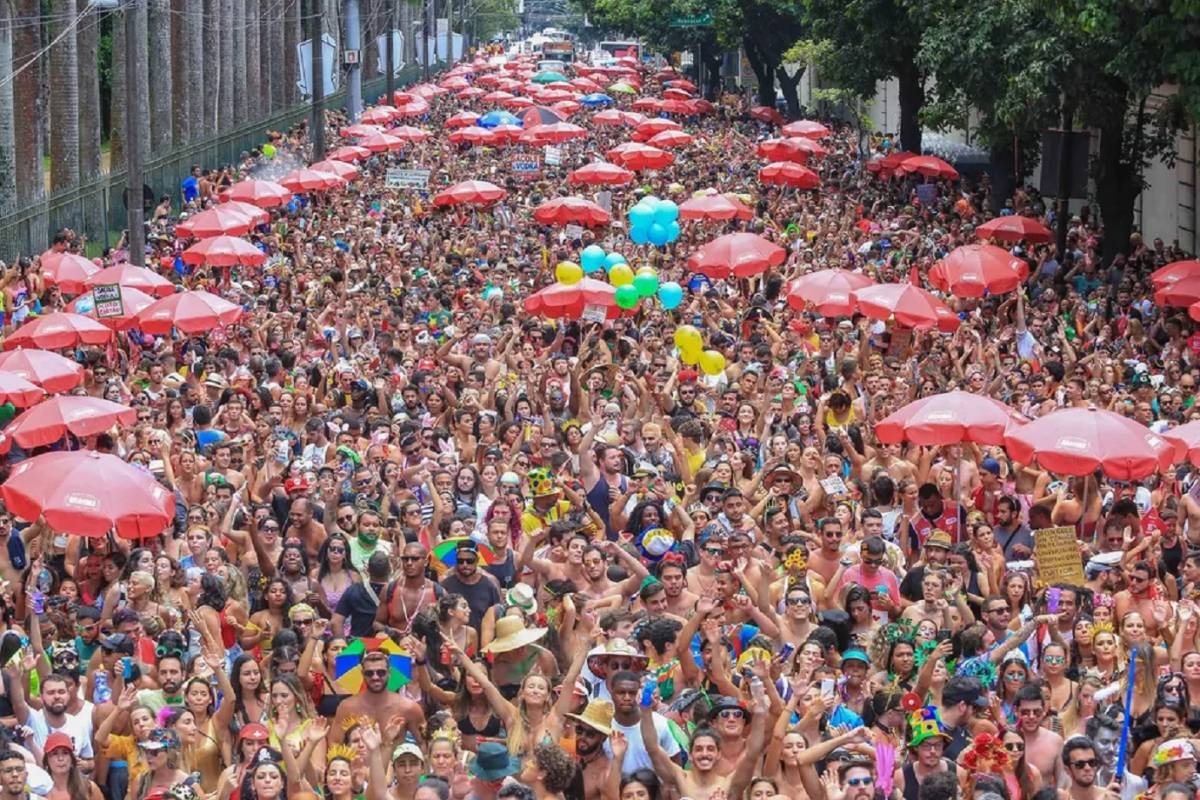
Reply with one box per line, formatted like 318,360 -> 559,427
1047,587 -> 1061,614
820,678 -> 835,697
937,629 -> 951,642
120,657 -> 135,681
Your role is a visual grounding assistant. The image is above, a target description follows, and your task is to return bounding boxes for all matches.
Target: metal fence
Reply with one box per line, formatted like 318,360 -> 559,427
0,66 -> 430,262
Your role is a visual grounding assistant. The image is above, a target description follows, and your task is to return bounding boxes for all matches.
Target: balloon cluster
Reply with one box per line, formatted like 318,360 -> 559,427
673,324 -> 726,376
568,245 -> 684,311
628,196 -> 681,247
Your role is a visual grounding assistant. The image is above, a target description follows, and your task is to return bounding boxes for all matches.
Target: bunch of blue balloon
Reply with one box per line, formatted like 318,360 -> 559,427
578,243 -> 686,311
628,197 -> 681,248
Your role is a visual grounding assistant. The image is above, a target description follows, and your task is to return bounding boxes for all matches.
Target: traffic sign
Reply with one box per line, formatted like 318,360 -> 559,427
669,11 -> 713,27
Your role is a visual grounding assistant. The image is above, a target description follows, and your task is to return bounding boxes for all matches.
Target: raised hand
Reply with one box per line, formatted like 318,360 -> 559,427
307,717 -> 330,743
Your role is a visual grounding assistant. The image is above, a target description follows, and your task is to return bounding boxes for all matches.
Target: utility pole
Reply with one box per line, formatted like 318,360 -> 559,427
384,0 -> 395,104
422,0 -> 431,79
344,0 -> 361,120
310,0 -> 325,160
124,0 -> 145,266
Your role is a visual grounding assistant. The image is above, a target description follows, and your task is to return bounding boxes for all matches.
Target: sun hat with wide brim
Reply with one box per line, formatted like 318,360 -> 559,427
585,638 -> 650,672
482,615 -> 547,654
565,698 -> 615,736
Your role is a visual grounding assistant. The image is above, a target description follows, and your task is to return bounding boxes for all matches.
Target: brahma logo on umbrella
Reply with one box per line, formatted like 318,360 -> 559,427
64,493 -> 99,509
1056,436 -> 1089,452
926,411 -> 956,423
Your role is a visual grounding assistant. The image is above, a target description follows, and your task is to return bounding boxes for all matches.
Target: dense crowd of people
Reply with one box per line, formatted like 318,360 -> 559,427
0,45 -> 1199,800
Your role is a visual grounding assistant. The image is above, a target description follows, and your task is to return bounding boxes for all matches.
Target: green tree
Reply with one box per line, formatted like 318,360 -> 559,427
802,0 -> 928,152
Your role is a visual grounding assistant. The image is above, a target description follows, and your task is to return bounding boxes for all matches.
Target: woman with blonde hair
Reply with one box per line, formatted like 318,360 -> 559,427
1059,672 -> 1105,738
266,674 -> 321,763
1092,621 -> 1125,684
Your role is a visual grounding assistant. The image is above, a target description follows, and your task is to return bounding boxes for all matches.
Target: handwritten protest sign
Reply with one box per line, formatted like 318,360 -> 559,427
1033,526 -> 1085,587
93,284 -> 124,318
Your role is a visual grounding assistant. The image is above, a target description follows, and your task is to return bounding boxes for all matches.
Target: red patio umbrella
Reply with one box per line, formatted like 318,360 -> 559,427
632,118 -> 681,141
445,111 -> 481,129
786,269 -> 875,316
898,155 -> 959,180
328,145 -> 372,162
490,125 -> 524,144
67,285 -> 156,330
220,201 -> 269,226
667,78 -> 696,92
975,216 -> 1052,245
279,169 -> 344,193
458,87 -> 485,99
482,90 -> 514,103
759,161 -> 820,189
341,123 -> 384,138
660,98 -> 693,115
311,159 -> 359,181
393,97 -> 430,117
593,109 -> 629,126
689,99 -> 715,115
135,290 -> 243,334
781,120 -> 830,139
607,143 -> 674,171
631,97 -> 663,112
533,197 -> 612,227
355,132 -> 404,153
1151,259 -> 1200,287
1154,275 -> 1200,307
1005,406 -> 1179,479
751,106 -> 785,126
523,278 -> 620,320
40,252 -> 102,294
663,87 -> 692,100
0,373 -> 43,407
1,395 -> 136,450
866,150 -> 919,177
647,130 -> 694,149
876,390 -> 1024,446
84,263 -> 175,298
174,203 -> 255,237
521,122 -> 588,145
687,233 -> 786,280
390,125 -> 430,142
4,312 -> 113,350
928,244 -> 1029,298
359,106 -> 397,125
851,283 -> 960,332
568,162 -> 634,186
757,137 -> 827,162
0,350 -> 84,392
181,236 -> 267,268
521,106 -> 565,126
678,194 -> 754,222
449,126 -> 499,145
1,450 -> 176,537
502,96 -> 534,110
551,100 -> 581,116
225,179 -> 292,208
1165,420 -> 1200,466
432,180 -> 507,207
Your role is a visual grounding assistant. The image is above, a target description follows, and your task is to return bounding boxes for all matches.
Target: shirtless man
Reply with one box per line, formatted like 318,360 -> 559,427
1114,560 -> 1169,641
376,542 -> 442,639
1015,685 -> 1065,787
331,650 -> 426,748
656,557 -> 698,616
564,699 -> 614,800
861,442 -> 916,485
285,497 -> 328,562
640,689 -> 769,800
807,517 -> 846,590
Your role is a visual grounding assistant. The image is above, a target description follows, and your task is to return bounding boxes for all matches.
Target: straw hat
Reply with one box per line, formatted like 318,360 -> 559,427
565,699 -> 614,737
482,615 -> 547,654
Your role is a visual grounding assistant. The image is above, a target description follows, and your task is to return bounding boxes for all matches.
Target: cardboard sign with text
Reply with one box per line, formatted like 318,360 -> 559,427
92,284 -> 124,318
1033,526 -> 1085,588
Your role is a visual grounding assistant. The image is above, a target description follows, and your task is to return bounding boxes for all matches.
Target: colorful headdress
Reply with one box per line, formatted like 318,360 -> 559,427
1094,593 -> 1115,609
340,714 -> 373,733
1091,620 -> 1115,637
527,467 -> 558,498
960,732 -> 1012,773
326,744 -> 357,765
1151,738 -> 1195,766
431,726 -> 462,749
907,705 -> 949,747
882,620 -> 916,646
639,526 -> 677,563
333,638 -> 413,694
956,654 -> 998,689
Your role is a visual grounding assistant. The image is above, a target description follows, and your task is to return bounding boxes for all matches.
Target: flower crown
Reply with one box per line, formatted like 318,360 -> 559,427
960,732 -> 1011,773
430,726 -> 461,748
327,744 -> 357,765
784,549 -> 807,572
1094,593 -> 1115,609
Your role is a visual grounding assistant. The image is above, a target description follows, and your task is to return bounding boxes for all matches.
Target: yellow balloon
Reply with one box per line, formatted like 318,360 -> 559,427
700,349 -> 727,376
609,263 -> 635,287
556,261 -> 583,285
679,346 -> 700,366
673,325 -> 702,353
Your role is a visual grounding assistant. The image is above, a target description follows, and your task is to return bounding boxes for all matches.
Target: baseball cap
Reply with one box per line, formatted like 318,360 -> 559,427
943,676 -> 988,708
980,457 -> 1001,476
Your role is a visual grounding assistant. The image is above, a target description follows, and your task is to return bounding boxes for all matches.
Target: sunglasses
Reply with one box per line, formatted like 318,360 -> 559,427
1004,742 -> 1025,753
786,596 -> 810,606
327,546 -> 346,554
1070,759 -> 1098,769
400,555 -> 424,563
717,709 -> 746,720
362,668 -> 388,678
862,558 -> 883,567
292,618 -> 314,626
1017,708 -> 1042,716
1044,655 -> 1065,665
458,557 -> 478,565
704,548 -> 725,556
1005,673 -> 1027,682
846,777 -> 874,787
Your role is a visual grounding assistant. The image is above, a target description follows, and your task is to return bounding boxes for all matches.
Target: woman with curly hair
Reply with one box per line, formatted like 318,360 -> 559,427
242,578 -> 295,658
869,626 -> 917,691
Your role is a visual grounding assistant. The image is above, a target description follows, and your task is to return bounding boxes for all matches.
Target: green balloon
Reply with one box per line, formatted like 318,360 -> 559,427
614,284 -> 640,310
633,269 -> 660,297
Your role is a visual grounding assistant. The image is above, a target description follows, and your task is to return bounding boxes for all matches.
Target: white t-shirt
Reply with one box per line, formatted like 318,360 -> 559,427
603,712 -> 682,773
25,705 -> 95,758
